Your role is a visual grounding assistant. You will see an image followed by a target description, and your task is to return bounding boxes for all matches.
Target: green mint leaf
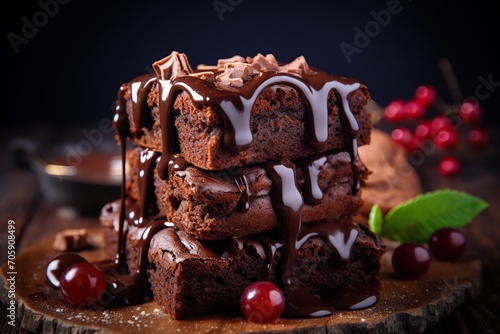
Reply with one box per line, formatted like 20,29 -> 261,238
368,204 -> 383,235
381,189 -> 489,243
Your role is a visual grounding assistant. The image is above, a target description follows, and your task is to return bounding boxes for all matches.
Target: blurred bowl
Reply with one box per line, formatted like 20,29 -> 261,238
9,138 -> 123,214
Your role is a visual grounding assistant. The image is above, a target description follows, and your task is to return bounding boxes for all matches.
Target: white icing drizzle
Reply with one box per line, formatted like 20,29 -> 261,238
306,156 -> 327,202
218,74 -> 360,147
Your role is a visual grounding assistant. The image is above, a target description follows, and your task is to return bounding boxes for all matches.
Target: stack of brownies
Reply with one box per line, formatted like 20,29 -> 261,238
99,51 -> 385,319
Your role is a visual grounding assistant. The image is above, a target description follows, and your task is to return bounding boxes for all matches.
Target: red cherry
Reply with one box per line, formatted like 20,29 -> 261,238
60,262 -> 107,306
46,254 -> 87,289
391,126 -> 413,147
392,243 -> 431,279
384,99 -> 406,122
415,121 -> 433,140
241,281 -> 285,323
433,128 -> 459,149
438,156 -> 460,177
428,228 -> 466,262
414,85 -> 437,107
468,128 -> 488,148
458,100 -> 482,124
404,100 -> 426,120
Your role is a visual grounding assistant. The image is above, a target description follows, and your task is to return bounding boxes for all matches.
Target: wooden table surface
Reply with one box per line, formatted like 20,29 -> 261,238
0,123 -> 499,333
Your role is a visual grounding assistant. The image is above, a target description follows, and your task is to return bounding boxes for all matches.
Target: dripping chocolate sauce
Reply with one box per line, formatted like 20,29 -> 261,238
114,85 -> 129,268
80,82 -> 172,305
130,74 -> 157,137
49,67 -> 377,314
137,149 -> 161,219
260,165 -> 379,318
227,167 -> 251,212
262,162 -> 304,296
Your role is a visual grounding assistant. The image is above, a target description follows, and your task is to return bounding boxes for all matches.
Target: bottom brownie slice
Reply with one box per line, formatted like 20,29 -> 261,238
99,200 -> 385,319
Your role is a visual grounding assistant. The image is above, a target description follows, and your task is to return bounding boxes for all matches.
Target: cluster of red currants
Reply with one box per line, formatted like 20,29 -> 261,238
392,227 -> 466,279
383,85 -> 488,176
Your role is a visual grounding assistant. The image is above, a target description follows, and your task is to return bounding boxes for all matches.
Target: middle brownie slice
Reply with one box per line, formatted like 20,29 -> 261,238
126,147 -> 367,240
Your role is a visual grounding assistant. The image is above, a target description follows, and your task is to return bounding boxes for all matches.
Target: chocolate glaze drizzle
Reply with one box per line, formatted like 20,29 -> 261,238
103,55 -> 378,316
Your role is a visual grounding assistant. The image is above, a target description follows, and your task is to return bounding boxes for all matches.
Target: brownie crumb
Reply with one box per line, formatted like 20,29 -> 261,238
53,229 -> 88,252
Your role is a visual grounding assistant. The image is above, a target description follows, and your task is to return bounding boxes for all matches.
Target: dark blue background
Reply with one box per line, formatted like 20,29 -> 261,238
2,0 -> 500,125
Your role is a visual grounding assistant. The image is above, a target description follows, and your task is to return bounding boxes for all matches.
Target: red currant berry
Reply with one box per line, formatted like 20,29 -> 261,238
46,254 -> 87,289
384,99 -> 406,122
458,100 -> 482,124
392,243 -> 431,279
433,128 -> 459,149
428,228 -> 466,262
405,136 -> 422,153
413,85 -> 437,107
430,116 -> 452,134
415,121 -> 433,140
391,126 -> 413,148
404,100 -> 426,120
60,262 -> 107,306
468,128 -> 488,148
241,281 -> 285,324
438,156 -> 460,177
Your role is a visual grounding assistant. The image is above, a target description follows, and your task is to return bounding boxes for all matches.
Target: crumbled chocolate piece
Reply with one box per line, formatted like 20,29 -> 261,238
196,53 -> 311,86
246,53 -> 280,72
216,55 -> 246,69
216,62 -> 257,87
53,229 -> 88,252
153,51 -> 193,80
279,55 -> 311,74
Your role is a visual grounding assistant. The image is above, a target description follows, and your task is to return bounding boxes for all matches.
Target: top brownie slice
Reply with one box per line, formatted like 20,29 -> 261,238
115,52 -> 372,171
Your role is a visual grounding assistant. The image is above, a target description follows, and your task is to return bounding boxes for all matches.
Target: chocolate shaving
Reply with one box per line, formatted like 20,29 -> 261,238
153,51 -> 193,80
216,62 -> 258,87
217,55 -> 246,69
173,52 -> 312,87
189,71 -> 215,81
246,53 -> 280,72
279,55 -> 311,74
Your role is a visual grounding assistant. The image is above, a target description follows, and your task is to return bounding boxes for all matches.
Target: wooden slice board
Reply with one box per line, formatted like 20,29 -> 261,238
1,228 -> 481,334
